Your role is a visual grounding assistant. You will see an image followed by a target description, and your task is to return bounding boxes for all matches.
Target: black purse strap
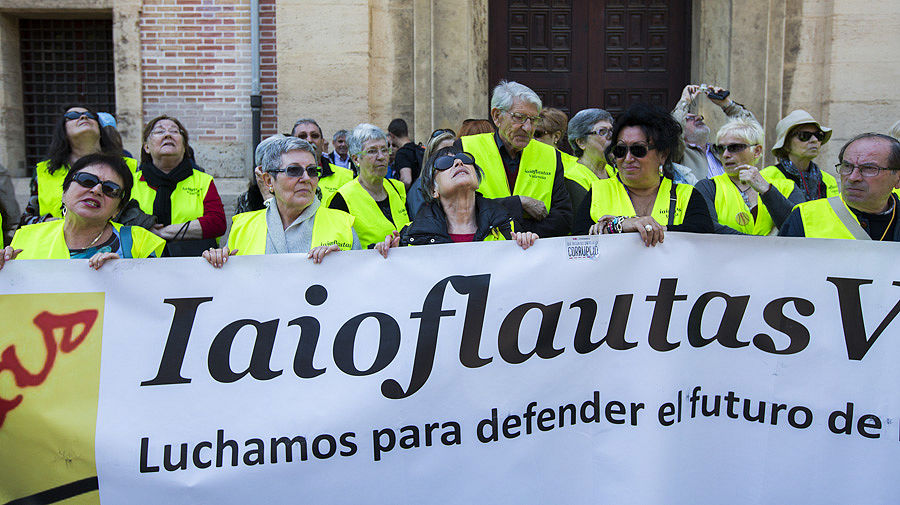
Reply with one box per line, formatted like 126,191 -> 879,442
667,180 -> 677,227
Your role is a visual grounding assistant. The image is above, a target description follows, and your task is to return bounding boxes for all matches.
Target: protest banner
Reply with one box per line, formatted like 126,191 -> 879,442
2,234 -> 899,504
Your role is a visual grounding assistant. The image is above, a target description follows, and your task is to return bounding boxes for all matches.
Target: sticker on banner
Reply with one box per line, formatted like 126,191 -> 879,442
566,236 -> 600,260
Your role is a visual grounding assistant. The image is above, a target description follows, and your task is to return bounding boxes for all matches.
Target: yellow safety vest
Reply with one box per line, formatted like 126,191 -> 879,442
227,206 -> 356,254
761,165 -> 839,200
562,152 -> 616,190
318,163 -> 355,206
35,157 -> 139,218
795,196 -> 861,239
711,174 -> 796,235
131,169 -> 214,227
335,178 -> 409,248
461,133 -> 557,208
589,177 -> 694,226
11,220 -> 165,259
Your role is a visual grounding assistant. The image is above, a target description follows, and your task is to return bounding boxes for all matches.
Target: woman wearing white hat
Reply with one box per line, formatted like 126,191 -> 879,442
761,110 -> 839,202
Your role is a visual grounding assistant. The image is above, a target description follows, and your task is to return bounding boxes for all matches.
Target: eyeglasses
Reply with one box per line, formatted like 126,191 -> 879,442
430,128 -> 455,140
711,143 -> 757,156
612,143 -> 655,159
149,128 -> 182,137
506,112 -> 542,126
685,114 -> 704,123
835,161 -> 897,178
533,130 -> 547,138
433,152 -> 476,171
295,132 -> 321,141
591,127 -> 613,139
267,164 -> 321,178
363,146 -> 391,157
794,130 -> 826,142
64,110 -> 98,121
71,171 -> 123,198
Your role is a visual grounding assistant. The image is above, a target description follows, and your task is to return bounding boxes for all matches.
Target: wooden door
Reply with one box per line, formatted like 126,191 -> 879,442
489,0 -> 691,117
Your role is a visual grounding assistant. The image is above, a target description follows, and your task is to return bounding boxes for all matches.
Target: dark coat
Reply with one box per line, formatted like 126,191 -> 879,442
400,193 -> 518,245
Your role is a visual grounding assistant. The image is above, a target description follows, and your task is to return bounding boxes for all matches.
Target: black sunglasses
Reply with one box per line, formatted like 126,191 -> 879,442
268,164 -> 321,178
433,152 -> 476,171
72,171 -> 123,198
711,143 -> 756,156
611,143 -> 655,159
64,110 -> 98,121
794,130 -> 826,142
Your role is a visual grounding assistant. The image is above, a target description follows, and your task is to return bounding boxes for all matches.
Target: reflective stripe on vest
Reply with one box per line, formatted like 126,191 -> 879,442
796,196 -> 859,239
131,169 -> 213,226
318,164 -> 355,206
11,220 -> 165,259
36,157 -> 139,218
228,207 -> 357,255
461,133 -> 557,208
761,165 -> 840,200
711,174 -> 796,235
337,178 -> 409,248
589,177 -> 694,226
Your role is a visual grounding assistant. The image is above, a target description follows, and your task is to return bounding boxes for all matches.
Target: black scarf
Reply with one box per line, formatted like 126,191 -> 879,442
139,157 -> 194,226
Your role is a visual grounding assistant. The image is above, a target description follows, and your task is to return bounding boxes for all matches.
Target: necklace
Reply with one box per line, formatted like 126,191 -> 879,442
66,222 -> 109,250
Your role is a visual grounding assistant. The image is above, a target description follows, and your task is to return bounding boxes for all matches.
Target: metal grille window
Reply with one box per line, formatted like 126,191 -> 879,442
19,18 -> 116,171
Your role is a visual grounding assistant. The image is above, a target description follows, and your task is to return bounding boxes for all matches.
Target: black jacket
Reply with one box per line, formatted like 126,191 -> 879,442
400,194 -> 518,245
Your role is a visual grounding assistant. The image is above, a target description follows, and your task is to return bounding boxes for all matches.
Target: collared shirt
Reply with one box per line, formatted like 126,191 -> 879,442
329,151 -> 351,169
686,142 -> 724,178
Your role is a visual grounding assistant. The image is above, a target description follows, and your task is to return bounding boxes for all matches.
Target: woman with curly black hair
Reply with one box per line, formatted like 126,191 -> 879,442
572,102 -> 714,246
21,105 -> 132,225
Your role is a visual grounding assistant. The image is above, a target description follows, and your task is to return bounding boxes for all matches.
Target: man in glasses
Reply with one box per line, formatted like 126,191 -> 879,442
457,80 -> 573,237
780,133 -> 900,240
291,118 -> 354,204
672,84 -> 756,181
387,118 -> 425,190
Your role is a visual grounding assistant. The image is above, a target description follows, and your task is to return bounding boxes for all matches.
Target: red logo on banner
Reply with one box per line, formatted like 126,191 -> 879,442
0,310 -> 98,428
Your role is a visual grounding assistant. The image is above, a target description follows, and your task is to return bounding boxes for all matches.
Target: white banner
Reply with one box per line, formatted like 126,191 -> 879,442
2,234 -> 900,504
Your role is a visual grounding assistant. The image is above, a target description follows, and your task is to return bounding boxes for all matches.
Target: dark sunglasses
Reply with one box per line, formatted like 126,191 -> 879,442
591,127 -> 613,139
64,110 -> 98,121
711,143 -> 757,156
267,164 -> 321,178
794,130 -> 826,142
433,152 -> 476,171
72,171 -> 123,198
533,130 -> 547,138
611,143 -> 655,159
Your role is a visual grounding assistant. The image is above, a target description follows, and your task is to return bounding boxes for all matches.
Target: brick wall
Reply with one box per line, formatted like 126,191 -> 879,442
139,0 -> 277,176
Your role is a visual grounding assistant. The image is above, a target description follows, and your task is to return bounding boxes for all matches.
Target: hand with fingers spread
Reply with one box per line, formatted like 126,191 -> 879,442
374,231 -> 401,259
511,231 -> 538,250
202,247 -> 238,268
308,244 -> 340,264
0,246 -> 23,271
88,251 -> 120,270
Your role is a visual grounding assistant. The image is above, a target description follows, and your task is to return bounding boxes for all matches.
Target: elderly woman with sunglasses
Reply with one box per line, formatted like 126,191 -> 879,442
375,146 -> 538,256
1,153 -> 164,270
21,105 -> 136,226
761,110 -> 839,202
694,118 -> 804,235
328,124 -> 411,248
573,103 -> 714,246
203,137 -> 360,267
561,108 -> 618,212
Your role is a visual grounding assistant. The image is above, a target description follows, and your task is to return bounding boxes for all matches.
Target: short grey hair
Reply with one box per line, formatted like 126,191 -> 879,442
349,123 -> 388,156
255,134 -> 287,166
716,118 -> 765,147
260,136 -> 318,174
567,108 -> 614,157
490,80 -> 542,113
292,118 -> 322,136
332,129 -> 349,142
888,120 -> 900,141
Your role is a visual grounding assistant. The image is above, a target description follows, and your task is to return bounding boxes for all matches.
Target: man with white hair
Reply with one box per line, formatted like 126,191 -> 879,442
457,80 -> 573,237
780,133 -> 900,240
